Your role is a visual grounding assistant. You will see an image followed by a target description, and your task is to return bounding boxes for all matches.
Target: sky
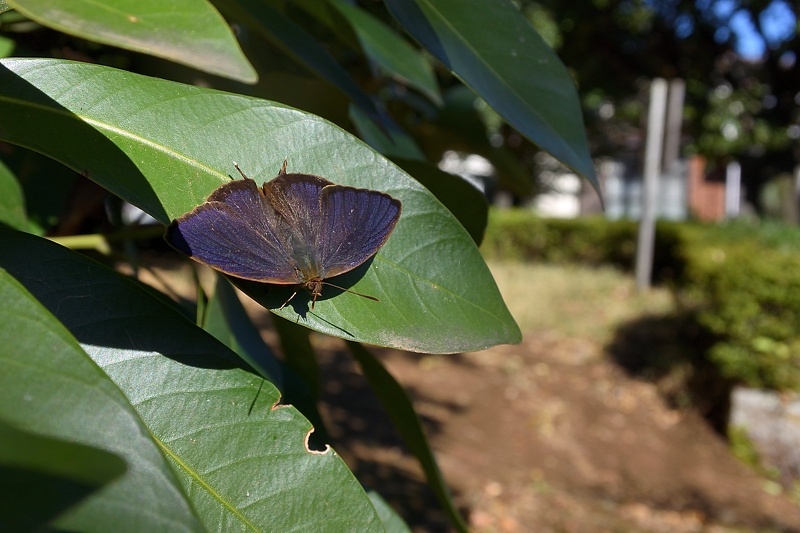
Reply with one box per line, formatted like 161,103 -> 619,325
712,0 -> 796,59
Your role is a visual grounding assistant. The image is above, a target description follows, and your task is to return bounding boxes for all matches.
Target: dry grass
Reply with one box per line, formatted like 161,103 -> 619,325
488,260 -> 676,344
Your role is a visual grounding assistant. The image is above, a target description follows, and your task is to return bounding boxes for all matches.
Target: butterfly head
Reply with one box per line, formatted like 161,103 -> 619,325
304,278 -> 324,309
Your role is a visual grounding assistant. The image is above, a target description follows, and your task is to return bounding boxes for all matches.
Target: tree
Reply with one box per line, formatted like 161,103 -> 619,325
525,0 -> 799,210
0,1 -> 594,530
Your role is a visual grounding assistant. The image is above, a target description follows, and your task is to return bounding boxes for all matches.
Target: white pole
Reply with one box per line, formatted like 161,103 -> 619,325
636,79 -> 668,292
663,79 -> 685,173
725,161 -> 741,218
795,164 -> 800,215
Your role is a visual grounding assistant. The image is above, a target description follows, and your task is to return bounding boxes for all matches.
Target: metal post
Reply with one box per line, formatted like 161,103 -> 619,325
663,79 -> 685,173
636,79 -> 668,291
725,161 -> 741,218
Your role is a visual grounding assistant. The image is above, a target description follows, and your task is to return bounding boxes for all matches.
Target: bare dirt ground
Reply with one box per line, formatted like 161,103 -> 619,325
310,262 -> 800,532
143,257 -> 800,531
316,333 -> 800,532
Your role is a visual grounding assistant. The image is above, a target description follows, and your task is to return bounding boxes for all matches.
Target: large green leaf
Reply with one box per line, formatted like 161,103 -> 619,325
6,0 -> 256,83
0,266 -> 204,532
0,58 -> 520,353
203,276 -> 331,446
0,421 -> 127,531
392,158 -> 488,246
385,0 -> 599,193
215,0 -> 378,119
329,0 -> 441,105
0,227 -> 383,531
202,274 -> 284,386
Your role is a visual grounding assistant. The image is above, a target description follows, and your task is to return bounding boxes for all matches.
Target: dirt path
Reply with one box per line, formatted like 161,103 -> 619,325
317,332 -> 800,532
142,259 -> 800,530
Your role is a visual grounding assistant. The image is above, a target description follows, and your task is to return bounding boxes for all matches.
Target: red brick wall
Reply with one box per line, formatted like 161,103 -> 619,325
688,155 -> 725,221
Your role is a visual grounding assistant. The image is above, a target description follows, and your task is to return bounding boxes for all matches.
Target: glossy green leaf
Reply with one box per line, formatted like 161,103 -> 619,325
0,227 -> 383,531
385,0 -> 599,193
202,274 -> 284,386
0,421 -> 127,486
0,58 -> 520,353
0,158 -> 28,231
350,104 -> 426,161
6,0 -> 256,83
215,0 -> 377,118
271,315 -> 332,447
392,158 -> 488,245
0,421 -> 127,531
0,265 -> 204,532
203,276 -> 331,445
348,341 -> 467,533
329,0 -> 441,105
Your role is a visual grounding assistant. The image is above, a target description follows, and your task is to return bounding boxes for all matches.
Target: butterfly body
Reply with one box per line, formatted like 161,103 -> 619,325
166,163 -> 401,308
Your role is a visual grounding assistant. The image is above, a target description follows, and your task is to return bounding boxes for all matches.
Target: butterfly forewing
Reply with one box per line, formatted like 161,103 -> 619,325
166,179 -> 300,283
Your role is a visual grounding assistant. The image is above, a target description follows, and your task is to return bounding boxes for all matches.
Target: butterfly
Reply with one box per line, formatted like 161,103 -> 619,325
165,161 -> 402,309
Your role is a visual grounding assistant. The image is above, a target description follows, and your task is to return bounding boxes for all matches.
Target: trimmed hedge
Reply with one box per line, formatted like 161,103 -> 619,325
482,211 -> 686,282
483,209 -> 800,391
679,231 -> 800,390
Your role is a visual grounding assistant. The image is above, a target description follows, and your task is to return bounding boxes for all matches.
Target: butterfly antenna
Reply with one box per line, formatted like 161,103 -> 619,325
322,282 -> 380,302
233,162 -> 250,181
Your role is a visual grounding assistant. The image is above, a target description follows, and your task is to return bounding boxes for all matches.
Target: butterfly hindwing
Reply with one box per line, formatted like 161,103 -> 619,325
316,184 -> 401,279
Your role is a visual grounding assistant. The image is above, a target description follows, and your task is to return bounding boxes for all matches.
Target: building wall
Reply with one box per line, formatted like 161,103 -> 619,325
688,155 -> 726,221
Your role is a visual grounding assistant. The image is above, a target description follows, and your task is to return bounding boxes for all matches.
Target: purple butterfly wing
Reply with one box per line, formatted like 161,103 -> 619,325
316,184 -> 402,279
165,179 -> 299,283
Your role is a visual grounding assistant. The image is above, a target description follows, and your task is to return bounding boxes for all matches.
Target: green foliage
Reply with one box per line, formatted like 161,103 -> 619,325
385,0 -> 599,191
680,232 -> 800,390
522,0 -> 799,205
484,210 -> 800,392
9,0 -> 256,82
482,209 -> 684,282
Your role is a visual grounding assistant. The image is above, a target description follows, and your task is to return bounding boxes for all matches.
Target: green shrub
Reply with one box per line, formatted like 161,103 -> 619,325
678,237 -> 800,390
484,210 -> 800,392
482,209 -> 685,282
